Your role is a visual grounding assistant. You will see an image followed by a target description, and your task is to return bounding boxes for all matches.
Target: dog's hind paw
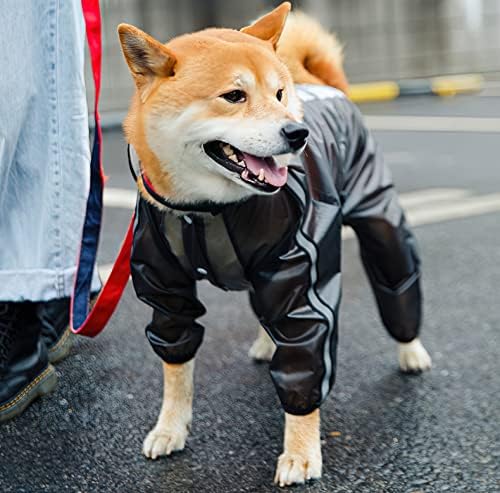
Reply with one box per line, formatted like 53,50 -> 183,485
142,425 -> 189,459
249,327 -> 275,362
399,338 -> 432,373
274,451 -> 322,487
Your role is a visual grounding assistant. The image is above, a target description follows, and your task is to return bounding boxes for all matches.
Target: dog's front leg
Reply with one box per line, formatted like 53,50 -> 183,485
274,409 -> 322,486
143,359 -> 194,459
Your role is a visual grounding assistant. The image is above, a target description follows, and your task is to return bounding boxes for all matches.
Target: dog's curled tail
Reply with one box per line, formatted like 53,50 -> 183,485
277,12 -> 349,94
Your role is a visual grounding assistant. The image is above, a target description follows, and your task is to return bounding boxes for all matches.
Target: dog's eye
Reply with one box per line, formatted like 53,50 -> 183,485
276,89 -> 284,102
221,90 -> 247,103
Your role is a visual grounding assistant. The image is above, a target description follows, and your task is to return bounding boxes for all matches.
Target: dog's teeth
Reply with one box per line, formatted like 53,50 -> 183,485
238,160 -> 245,167
241,169 -> 249,179
228,154 -> 238,162
223,144 -> 232,156
258,168 -> 265,181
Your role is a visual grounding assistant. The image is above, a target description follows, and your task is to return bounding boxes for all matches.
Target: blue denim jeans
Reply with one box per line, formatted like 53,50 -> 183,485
0,0 -> 100,301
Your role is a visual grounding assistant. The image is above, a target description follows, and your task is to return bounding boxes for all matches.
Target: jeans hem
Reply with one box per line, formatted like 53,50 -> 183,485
0,267 -> 101,302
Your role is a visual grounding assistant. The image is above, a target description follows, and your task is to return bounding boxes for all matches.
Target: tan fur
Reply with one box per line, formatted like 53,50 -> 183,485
124,96 -> 174,199
119,22 -> 297,204
247,325 -> 322,485
275,410 -> 322,486
248,325 -> 275,361
118,3 -> 347,205
143,360 -> 194,459
241,1 -> 291,48
277,12 -> 349,93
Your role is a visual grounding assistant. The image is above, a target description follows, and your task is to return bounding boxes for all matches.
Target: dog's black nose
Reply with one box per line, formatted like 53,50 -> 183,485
281,122 -> 309,151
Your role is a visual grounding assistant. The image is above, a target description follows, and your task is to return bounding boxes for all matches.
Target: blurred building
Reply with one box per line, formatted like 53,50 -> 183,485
89,0 -> 500,112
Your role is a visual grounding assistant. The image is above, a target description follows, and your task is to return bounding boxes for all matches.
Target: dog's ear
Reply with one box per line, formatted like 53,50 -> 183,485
241,2 -> 291,50
118,24 -> 176,96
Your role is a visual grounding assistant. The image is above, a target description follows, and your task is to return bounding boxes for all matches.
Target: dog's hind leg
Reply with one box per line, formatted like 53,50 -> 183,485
249,326 -> 275,362
274,409 -> 322,487
344,189 -> 432,373
338,104 -> 434,372
398,338 -> 432,373
143,359 -> 194,459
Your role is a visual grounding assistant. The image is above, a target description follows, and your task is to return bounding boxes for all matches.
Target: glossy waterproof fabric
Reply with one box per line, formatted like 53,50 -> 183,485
131,85 -> 422,415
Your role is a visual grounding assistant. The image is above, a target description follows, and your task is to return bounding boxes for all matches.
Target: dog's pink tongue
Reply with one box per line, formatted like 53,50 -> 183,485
241,153 -> 288,187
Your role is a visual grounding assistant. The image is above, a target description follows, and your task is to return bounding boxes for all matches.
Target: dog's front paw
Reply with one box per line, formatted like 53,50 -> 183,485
142,423 -> 189,459
274,451 -> 322,487
399,338 -> 432,373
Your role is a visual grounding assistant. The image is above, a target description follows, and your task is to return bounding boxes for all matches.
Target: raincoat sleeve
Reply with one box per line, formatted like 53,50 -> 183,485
130,199 -> 206,364
248,175 -> 343,416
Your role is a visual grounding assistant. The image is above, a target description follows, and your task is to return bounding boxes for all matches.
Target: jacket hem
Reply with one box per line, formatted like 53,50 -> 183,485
281,401 -> 322,416
150,350 -> 197,366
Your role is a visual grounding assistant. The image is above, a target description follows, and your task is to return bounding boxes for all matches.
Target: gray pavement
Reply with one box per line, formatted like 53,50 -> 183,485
1,95 -> 499,493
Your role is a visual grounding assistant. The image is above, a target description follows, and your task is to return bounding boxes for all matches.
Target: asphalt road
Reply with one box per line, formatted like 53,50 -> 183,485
1,95 -> 499,493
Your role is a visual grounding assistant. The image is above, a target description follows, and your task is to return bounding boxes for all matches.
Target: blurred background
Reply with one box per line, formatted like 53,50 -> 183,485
89,0 -> 500,112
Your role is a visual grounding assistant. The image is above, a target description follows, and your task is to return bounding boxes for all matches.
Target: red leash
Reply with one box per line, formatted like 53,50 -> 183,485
71,217 -> 134,337
70,0 -> 134,337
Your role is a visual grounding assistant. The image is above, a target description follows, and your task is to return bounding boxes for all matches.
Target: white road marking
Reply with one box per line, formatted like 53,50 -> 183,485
383,151 -> 417,166
99,264 -> 114,282
398,188 -> 470,209
406,193 -> 500,226
103,187 -> 472,212
365,115 -> 500,133
103,188 -> 137,209
342,189 -> 500,239
100,187 -> 500,279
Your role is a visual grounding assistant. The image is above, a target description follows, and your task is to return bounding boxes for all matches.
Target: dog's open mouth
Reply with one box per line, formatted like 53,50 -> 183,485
203,141 -> 287,193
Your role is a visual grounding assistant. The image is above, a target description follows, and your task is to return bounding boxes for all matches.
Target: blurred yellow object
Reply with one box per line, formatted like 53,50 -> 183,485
329,431 -> 342,437
348,74 -> 484,102
348,81 -> 400,103
432,74 -> 484,96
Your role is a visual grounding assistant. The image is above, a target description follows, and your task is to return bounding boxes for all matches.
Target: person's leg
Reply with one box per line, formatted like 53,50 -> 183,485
0,0 -> 99,301
0,302 -> 57,423
0,0 -> 98,420
36,0 -> 101,363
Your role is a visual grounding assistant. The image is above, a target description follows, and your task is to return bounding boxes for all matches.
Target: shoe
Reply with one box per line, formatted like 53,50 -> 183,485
39,298 -> 73,364
0,302 -> 57,423
39,293 -> 99,364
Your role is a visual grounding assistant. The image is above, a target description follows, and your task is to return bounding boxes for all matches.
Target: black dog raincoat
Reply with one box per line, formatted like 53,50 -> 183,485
130,85 -> 422,415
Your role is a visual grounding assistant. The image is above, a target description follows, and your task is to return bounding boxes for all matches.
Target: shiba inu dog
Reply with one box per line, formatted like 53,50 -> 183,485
118,2 -> 431,486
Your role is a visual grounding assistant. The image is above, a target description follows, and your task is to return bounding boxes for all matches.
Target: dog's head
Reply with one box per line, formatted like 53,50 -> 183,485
118,2 -> 307,206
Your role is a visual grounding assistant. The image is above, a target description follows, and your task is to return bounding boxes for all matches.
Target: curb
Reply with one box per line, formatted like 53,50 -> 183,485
349,74 -> 484,103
